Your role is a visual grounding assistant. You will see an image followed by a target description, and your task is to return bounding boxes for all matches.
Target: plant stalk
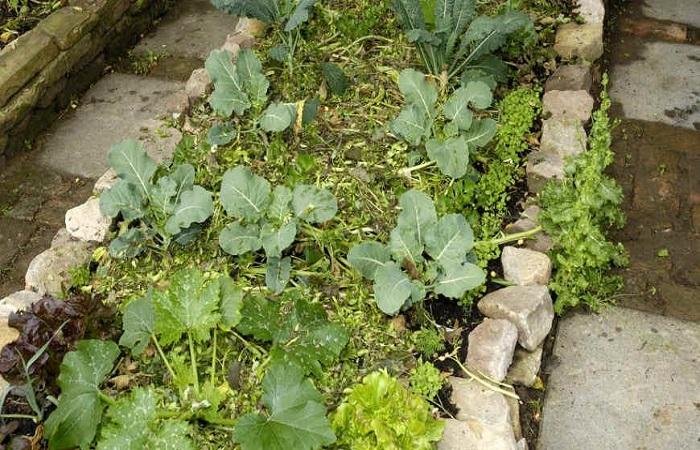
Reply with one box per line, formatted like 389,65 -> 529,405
187,332 -> 200,395
477,226 -> 543,247
151,334 -> 177,382
210,329 -> 218,384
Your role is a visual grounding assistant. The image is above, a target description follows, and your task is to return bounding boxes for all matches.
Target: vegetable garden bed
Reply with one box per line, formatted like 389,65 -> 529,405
0,0 -> 628,448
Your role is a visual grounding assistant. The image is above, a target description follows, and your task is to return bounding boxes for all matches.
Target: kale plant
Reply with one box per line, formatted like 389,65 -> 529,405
205,48 -> 318,137
331,370 -> 444,450
348,189 -> 485,315
218,165 -> 338,292
392,68 -> 496,179
99,140 -> 214,258
393,0 -> 533,86
210,0 -> 319,73
539,77 -> 628,312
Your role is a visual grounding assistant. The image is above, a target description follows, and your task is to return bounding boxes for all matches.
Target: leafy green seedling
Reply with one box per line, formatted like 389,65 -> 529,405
218,165 -> 338,292
99,140 -> 214,258
348,189 -> 485,314
391,69 -> 496,179
393,0 -> 533,86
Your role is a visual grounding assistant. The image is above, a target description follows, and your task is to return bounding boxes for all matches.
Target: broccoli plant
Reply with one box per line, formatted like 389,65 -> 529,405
218,165 -> 337,293
393,0 -> 533,87
99,140 -> 214,258
348,189 -> 484,315
391,68 -> 496,179
210,0 -> 319,73
205,48 -> 318,139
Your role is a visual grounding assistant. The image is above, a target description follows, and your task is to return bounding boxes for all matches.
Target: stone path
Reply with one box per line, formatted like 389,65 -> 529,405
0,0 -> 237,297
538,0 -> 700,448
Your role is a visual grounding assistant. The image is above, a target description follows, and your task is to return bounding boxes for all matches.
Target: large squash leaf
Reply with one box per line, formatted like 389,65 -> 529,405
233,363 -> 335,450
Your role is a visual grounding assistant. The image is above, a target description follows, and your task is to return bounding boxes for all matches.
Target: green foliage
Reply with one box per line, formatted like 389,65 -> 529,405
44,340 -> 120,450
218,165 -> 337,292
391,69 -> 496,179
393,0 -> 534,84
97,388 -> 194,450
349,189 -> 485,314
233,363 -> 336,450
99,140 -> 214,258
237,293 -> 349,377
206,48 -> 269,117
210,0 -> 317,32
331,370 -> 444,449
412,327 -> 445,357
321,62 -> 349,96
539,77 -> 627,313
409,360 -> 443,399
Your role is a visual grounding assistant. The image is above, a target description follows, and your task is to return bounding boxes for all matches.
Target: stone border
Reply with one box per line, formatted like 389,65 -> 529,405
440,2 -> 607,449
0,0 -> 171,165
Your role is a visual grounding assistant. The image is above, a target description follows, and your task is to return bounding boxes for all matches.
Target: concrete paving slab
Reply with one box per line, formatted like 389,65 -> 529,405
641,0 -> 700,28
609,41 -> 700,130
134,0 -> 238,61
36,73 -> 183,178
537,307 -> 700,450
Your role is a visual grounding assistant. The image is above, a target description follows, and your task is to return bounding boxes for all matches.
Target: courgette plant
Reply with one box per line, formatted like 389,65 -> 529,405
218,165 -> 338,293
99,140 -> 214,258
391,68 -> 496,179
348,189 -> 485,315
211,0 -> 318,74
393,0 -> 532,88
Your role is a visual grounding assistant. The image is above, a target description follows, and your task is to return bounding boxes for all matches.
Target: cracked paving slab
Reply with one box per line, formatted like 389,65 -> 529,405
537,307 -> 700,450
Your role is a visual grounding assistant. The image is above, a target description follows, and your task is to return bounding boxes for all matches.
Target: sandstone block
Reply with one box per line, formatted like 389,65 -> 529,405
467,319 -> 519,381
65,197 -> 112,242
501,246 -> 552,286
543,90 -> 594,123
37,7 -> 97,50
541,118 -> 587,158
554,22 -> 604,61
507,345 -> 543,387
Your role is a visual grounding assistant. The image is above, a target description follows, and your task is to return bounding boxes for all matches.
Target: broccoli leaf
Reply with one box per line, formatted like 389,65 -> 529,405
260,102 -> 296,132
292,185 -> 338,223
208,122 -> 237,146
426,136 -> 470,179
220,165 -> 271,220
233,363 -> 335,450
164,186 -> 214,235
261,222 -> 297,258
266,256 -> 292,293
210,0 -> 280,23
321,62 -> 349,96
152,268 -> 221,345
390,104 -> 431,146
220,277 -> 245,329
373,262 -> 412,315
389,226 -> 424,265
107,140 -> 157,196
220,222 -> 263,255
285,0 -> 317,32
462,117 -> 497,147
206,49 -> 251,117
347,242 -> 391,281
99,180 -> 145,221
44,340 -> 120,450
424,213 -> 474,266
396,189 -> 437,247
236,49 -> 269,105
397,69 -> 437,119
434,262 -> 485,298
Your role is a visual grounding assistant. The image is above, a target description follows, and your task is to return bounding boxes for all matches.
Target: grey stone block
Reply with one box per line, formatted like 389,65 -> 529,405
554,23 -> 604,61
501,246 -> 552,286
467,318 -> 519,381
545,64 -> 593,92
543,90 -> 594,123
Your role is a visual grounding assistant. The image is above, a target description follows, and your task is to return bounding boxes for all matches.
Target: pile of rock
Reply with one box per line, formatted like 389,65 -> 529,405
439,245 -> 554,450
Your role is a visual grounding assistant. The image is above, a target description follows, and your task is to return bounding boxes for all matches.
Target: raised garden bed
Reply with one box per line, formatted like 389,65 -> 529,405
0,0 -> 626,449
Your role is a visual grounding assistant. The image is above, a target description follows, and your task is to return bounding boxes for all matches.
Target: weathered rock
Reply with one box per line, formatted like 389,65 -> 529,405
526,151 -> 564,193
554,22 -> 604,61
235,17 -> 267,38
506,396 -> 522,441
51,228 -> 74,247
543,90 -> 594,123
467,319 -> 519,381
501,246 -> 552,286
478,286 -> 554,351
450,377 -> 514,427
94,169 -> 119,193
576,0 -> 605,24
37,7 -> 97,50
0,290 -> 42,317
545,64 -> 593,92
185,68 -> 211,102
139,120 -> 182,164
220,38 -> 242,59
164,90 -> 190,116
0,30 -> 59,107
65,197 -> 112,242
507,345 -> 543,387
25,240 -> 94,297
540,118 -> 587,158
505,216 -> 554,253
517,438 -> 528,450
438,418 -> 518,450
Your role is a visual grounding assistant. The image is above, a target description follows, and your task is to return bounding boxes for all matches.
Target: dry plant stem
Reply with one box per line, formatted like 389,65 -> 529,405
449,356 -> 520,400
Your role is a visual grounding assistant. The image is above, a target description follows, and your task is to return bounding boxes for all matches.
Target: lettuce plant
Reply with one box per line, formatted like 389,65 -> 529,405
331,370 -> 444,450
393,0 -> 533,86
211,0 -> 318,72
99,140 -> 214,258
391,68 -> 496,179
348,189 -> 485,314
218,165 -> 337,292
